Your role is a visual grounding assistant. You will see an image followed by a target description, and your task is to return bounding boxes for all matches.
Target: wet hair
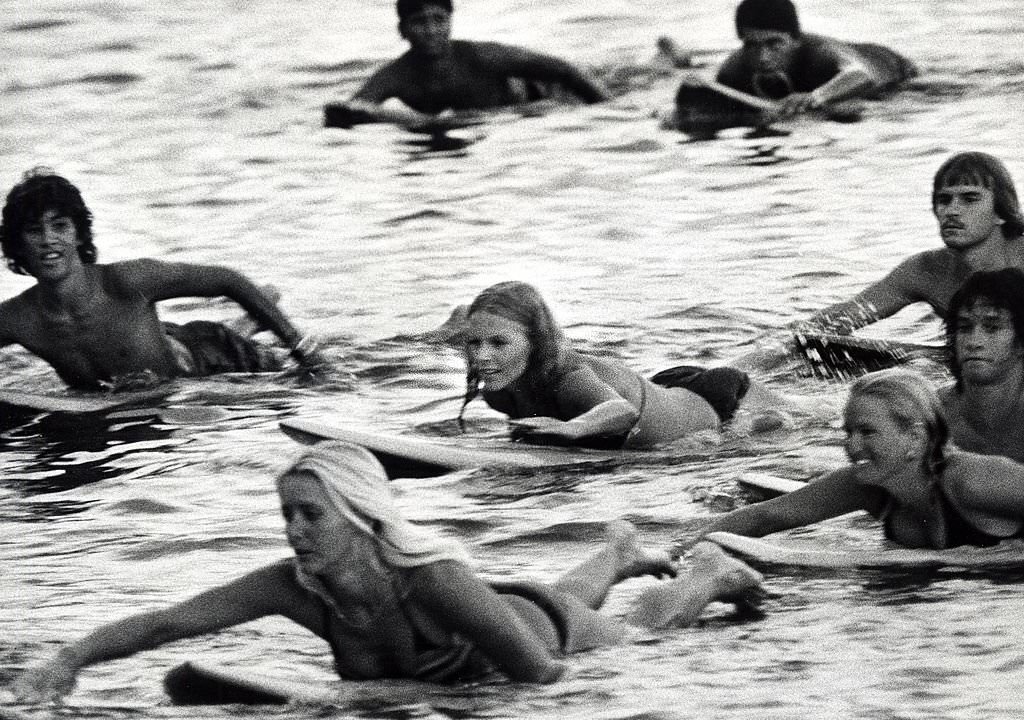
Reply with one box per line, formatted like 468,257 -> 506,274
0,168 -> 95,275
396,0 -> 452,20
848,369 -> 948,478
735,0 -> 800,38
944,268 -> 1024,389
458,281 -> 582,429
932,152 -> 1024,239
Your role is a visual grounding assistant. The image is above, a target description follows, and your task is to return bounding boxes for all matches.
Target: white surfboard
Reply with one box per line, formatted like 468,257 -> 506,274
279,419 -> 623,479
0,386 -> 170,415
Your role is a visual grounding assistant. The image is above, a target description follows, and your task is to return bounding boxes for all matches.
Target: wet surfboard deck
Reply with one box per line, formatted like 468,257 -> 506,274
707,531 -> 1024,571
279,419 -> 624,479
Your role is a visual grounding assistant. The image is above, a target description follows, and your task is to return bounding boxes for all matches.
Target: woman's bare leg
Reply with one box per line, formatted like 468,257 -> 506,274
553,520 -> 675,609
625,542 -> 763,629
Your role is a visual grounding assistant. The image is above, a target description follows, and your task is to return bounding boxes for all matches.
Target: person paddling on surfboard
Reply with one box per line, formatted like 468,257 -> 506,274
324,0 -> 610,129
738,152 -> 1024,373
940,269 -> 1024,463
689,369 -> 1024,551
457,281 -> 795,449
13,441 -> 763,702
0,168 -> 327,391
676,0 -> 916,130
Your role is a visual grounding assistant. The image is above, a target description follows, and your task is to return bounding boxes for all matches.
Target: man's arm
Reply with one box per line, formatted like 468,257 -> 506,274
114,259 -> 324,368
777,39 -> 872,117
474,42 -> 610,103
796,254 -> 933,335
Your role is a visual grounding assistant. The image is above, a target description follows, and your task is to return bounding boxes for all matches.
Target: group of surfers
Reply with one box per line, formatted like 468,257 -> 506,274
328,0 -> 919,133
6,0 -> 1024,706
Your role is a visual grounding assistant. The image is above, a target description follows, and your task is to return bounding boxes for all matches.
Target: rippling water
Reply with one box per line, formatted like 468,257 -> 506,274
3,0 -> 1024,717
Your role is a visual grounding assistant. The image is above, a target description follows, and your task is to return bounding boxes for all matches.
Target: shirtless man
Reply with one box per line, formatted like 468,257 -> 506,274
941,269 -> 1024,463
686,0 -> 916,123
0,169 -> 324,390
326,0 -> 610,128
800,152 -> 1024,335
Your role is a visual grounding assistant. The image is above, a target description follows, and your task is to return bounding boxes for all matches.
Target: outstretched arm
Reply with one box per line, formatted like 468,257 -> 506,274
476,43 -> 610,103
13,566 -> 287,703
116,259 -> 325,369
684,467 -> 871,549
410,562 -> 565,683
508,365 -> 638,443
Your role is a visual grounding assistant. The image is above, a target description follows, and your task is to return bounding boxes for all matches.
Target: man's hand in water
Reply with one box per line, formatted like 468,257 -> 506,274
773,91 -> 822,119
13,653 -> 78,703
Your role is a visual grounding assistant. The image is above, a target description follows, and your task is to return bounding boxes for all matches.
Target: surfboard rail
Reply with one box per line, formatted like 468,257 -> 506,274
279,419 -> 623,479
0,386 -> 170,414
707,531 -> 1024,571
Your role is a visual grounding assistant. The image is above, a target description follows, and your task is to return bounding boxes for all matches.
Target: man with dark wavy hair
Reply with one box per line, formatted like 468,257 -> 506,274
714,0 -> 917,118
0,169 -> 325,390
801,152 -> 1024,336
941,269 -> 1024,462
326,0 -> 609,128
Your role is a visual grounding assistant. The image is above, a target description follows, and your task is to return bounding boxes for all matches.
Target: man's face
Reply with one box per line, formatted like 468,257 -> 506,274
20,208 -> 82,281
934,182 -> 1003,251
399,4 -> 452,58
740,27 -> 800,75
954,301 -> 1023,387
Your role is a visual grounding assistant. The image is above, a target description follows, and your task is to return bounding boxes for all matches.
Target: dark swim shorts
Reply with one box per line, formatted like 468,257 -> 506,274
163,321 -> 282,376
648,365 -> 751,422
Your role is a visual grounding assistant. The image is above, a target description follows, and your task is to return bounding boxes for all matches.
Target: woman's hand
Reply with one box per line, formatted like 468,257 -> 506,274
12,652 -> 79,703
508,416 -> 580,442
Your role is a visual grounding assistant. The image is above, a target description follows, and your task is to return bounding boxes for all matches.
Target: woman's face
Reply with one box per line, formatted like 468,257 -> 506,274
278,472 -> 365,574
844,394 -> 923,488
464,311 -> 532,391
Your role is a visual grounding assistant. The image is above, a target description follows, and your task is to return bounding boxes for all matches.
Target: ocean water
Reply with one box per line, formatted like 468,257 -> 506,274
2,0 -> 1024,717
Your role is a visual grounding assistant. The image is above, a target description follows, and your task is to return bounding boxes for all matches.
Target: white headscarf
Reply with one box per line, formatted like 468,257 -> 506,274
280,440 -> 472,568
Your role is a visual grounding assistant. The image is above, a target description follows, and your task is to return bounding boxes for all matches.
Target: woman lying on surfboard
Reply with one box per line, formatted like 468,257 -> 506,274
458,281 -> 787,449
14,441 -> 762,702
692,368 -> 1024,550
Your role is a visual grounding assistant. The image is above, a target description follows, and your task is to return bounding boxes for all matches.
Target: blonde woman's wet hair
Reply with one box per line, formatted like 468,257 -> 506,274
849,368 -> 949,476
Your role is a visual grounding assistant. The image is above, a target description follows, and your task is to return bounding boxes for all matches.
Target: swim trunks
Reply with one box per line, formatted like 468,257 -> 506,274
648,365 -> 751,422
163,321 -> 282,377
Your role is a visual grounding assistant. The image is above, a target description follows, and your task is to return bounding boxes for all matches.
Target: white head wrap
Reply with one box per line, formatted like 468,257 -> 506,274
279,441 -> 472,568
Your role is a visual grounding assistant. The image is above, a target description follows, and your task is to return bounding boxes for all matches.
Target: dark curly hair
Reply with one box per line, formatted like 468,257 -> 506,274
0,168 -> 96,275
932,152 -> 1024,239
457,281 -> 583,429
945,268 -> 1024,390
397,0 -> 452,20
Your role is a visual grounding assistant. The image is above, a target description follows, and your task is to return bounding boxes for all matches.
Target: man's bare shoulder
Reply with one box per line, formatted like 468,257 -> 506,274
353,52 -> 417,99
0,288 -> 41,335
99,258 -> 173,292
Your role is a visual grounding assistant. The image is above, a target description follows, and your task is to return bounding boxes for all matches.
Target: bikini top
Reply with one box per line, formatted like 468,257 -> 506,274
292,560 -> 486,682
877,483 -> 1022,549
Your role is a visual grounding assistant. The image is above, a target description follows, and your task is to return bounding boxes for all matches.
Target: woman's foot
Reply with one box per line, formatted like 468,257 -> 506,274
689,542 -> 764,609
606,520 -> 677,581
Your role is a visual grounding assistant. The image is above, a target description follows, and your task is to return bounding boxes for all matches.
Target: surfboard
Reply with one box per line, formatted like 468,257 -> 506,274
707,531 -> 1024,571
793,332 -> 944,379
279,419 -> 622,479
0,386 -> 170,415
737,472 -> 806,497
164,660 -> 335,705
